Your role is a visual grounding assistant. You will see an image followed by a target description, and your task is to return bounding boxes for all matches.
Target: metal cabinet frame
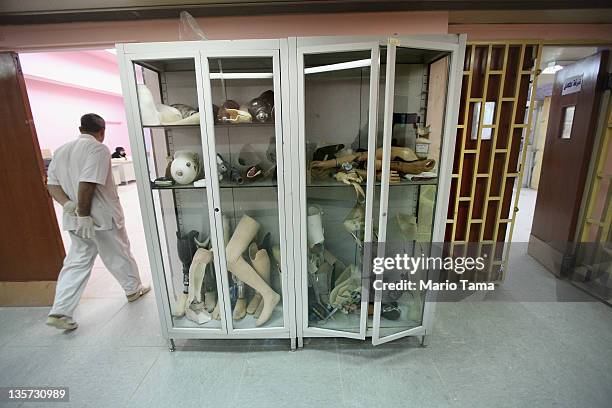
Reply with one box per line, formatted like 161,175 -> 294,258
117,39 -> 297,350
116,34 -> 465,350
289,35 -> 466,347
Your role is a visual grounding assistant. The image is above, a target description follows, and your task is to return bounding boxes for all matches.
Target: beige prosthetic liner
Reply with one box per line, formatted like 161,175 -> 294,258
246,242 -> 271,314
226,215 -> 280,326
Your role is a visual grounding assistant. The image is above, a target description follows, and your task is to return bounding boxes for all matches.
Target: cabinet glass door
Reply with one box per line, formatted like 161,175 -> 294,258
201,51 -> 289,332
128,54 -> 226,332
298,43 -> 380,338
373,42 -> 458,345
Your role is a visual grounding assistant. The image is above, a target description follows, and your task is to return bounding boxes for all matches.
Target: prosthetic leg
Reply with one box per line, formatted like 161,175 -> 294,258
185,248 -> 213,324
226,216 -> 280,326
247,242 -> 271,314
174,230 -> 199,317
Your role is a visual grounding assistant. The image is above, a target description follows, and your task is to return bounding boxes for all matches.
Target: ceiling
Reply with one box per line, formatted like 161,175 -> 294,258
2,1 -> 612,25
537,45 -> 610,89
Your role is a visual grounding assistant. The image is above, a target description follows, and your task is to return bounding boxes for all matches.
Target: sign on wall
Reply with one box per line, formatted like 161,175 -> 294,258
562,75 -> 583,96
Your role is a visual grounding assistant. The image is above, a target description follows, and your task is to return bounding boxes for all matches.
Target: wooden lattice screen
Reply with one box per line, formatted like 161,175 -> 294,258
445,42 -> 542,281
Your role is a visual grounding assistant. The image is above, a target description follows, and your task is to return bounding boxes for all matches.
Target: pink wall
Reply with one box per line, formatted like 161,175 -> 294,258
19,50 -> 121,95
22,51 -> 130,155
25,78 -> 130,154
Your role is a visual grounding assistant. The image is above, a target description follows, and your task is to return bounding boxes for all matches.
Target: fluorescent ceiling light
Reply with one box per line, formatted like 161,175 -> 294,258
209,72 -> 273,79
304,58 -> 371,74
105,48 -> 116,55
542,62 -> 563,74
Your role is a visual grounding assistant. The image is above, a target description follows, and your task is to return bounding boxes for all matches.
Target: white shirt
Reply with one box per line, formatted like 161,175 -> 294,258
47,134 -> 125,231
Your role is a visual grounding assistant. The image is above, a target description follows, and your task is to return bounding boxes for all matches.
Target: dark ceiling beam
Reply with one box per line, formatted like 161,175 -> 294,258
2,1 -> 612,25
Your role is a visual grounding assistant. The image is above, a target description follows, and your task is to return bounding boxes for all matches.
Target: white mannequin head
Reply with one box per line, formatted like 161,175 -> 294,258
170,150 -> 200,185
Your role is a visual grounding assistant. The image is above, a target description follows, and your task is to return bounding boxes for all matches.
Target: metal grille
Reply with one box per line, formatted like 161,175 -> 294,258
445,41 -> 542,281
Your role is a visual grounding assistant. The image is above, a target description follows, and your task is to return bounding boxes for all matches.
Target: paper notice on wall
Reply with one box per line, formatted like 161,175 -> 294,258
562,75 -> 583,96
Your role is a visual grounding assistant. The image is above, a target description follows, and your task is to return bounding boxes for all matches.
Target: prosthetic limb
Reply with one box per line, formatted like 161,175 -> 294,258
374,146 -> 419,162
233,282 -> 247,320
246,243 -> 271,314
390,159 -> 436,175
172,292 -> 188,317
354,168 -> 401,184
310,152 -> 367,169
187,248 -> 213,305
185,248 -> 213,324
193,236 -> 217,313
226,216 -> 280,326
203,268 -> 217,313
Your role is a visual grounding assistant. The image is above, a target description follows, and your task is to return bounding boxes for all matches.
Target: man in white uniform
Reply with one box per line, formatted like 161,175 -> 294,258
46,113 -> 149,330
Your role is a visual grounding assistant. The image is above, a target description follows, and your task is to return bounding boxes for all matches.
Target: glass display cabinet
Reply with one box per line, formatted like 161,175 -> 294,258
294,36 -> 465,346
117,35 -> 464,350
117,40 -> 296,350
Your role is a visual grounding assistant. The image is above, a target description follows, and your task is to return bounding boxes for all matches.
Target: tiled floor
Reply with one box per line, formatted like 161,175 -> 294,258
1,185 -> 611,407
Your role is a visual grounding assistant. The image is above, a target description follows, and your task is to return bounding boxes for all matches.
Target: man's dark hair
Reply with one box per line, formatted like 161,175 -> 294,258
80,113 -> 106,133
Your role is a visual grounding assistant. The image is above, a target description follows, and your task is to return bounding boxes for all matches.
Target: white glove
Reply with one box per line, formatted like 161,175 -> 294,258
62,200 -> 77,215
76,216 -> 95,239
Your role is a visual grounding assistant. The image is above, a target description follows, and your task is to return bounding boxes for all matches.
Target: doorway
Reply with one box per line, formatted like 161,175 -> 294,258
511,45 -> 611,297
19,48 -> 151,298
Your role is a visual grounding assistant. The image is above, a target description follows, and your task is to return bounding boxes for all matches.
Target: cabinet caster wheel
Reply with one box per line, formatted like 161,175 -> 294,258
168,339 -> 176,352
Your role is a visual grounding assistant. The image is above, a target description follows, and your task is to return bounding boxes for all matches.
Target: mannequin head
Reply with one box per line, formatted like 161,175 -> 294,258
79,113 -> 106,142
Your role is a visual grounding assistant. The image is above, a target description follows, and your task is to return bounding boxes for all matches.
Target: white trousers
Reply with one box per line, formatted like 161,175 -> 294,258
50,226 -> 142,317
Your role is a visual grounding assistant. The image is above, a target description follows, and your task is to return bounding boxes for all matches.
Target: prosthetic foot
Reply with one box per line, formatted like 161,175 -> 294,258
233,282 -> 247,320
204,291 -> 217,313
185,301 -> 211,324
172,292 -> 188,317
247,293 -> 262,314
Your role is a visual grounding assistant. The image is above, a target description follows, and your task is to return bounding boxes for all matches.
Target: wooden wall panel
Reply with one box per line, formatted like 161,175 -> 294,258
0,52 -> 64,282
445,42 -> 541,281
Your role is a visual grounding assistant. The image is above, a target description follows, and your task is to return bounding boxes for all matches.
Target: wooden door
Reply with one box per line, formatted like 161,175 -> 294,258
0,52 -> 64,305
530,51 -> 609,261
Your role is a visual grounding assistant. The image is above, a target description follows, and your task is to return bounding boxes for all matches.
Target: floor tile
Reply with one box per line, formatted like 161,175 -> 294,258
127,350 -> 244,408
7,298 -> 127,348
91,297 -> 166,348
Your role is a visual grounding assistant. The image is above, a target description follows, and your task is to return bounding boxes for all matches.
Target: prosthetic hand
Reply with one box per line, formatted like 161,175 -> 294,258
63,200 -> 77,215
76,216 -> 95,239
226,216 -> 280,326
354,169 -> 401,184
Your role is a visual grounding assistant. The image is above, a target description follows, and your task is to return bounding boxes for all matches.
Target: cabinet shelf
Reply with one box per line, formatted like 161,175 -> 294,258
150,180 -> 278,190
214,122 -> 275,129
219,180 -> 277,189
143,124 -> 200,129
307,178 -> 438,188
150,182 -> 206,190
